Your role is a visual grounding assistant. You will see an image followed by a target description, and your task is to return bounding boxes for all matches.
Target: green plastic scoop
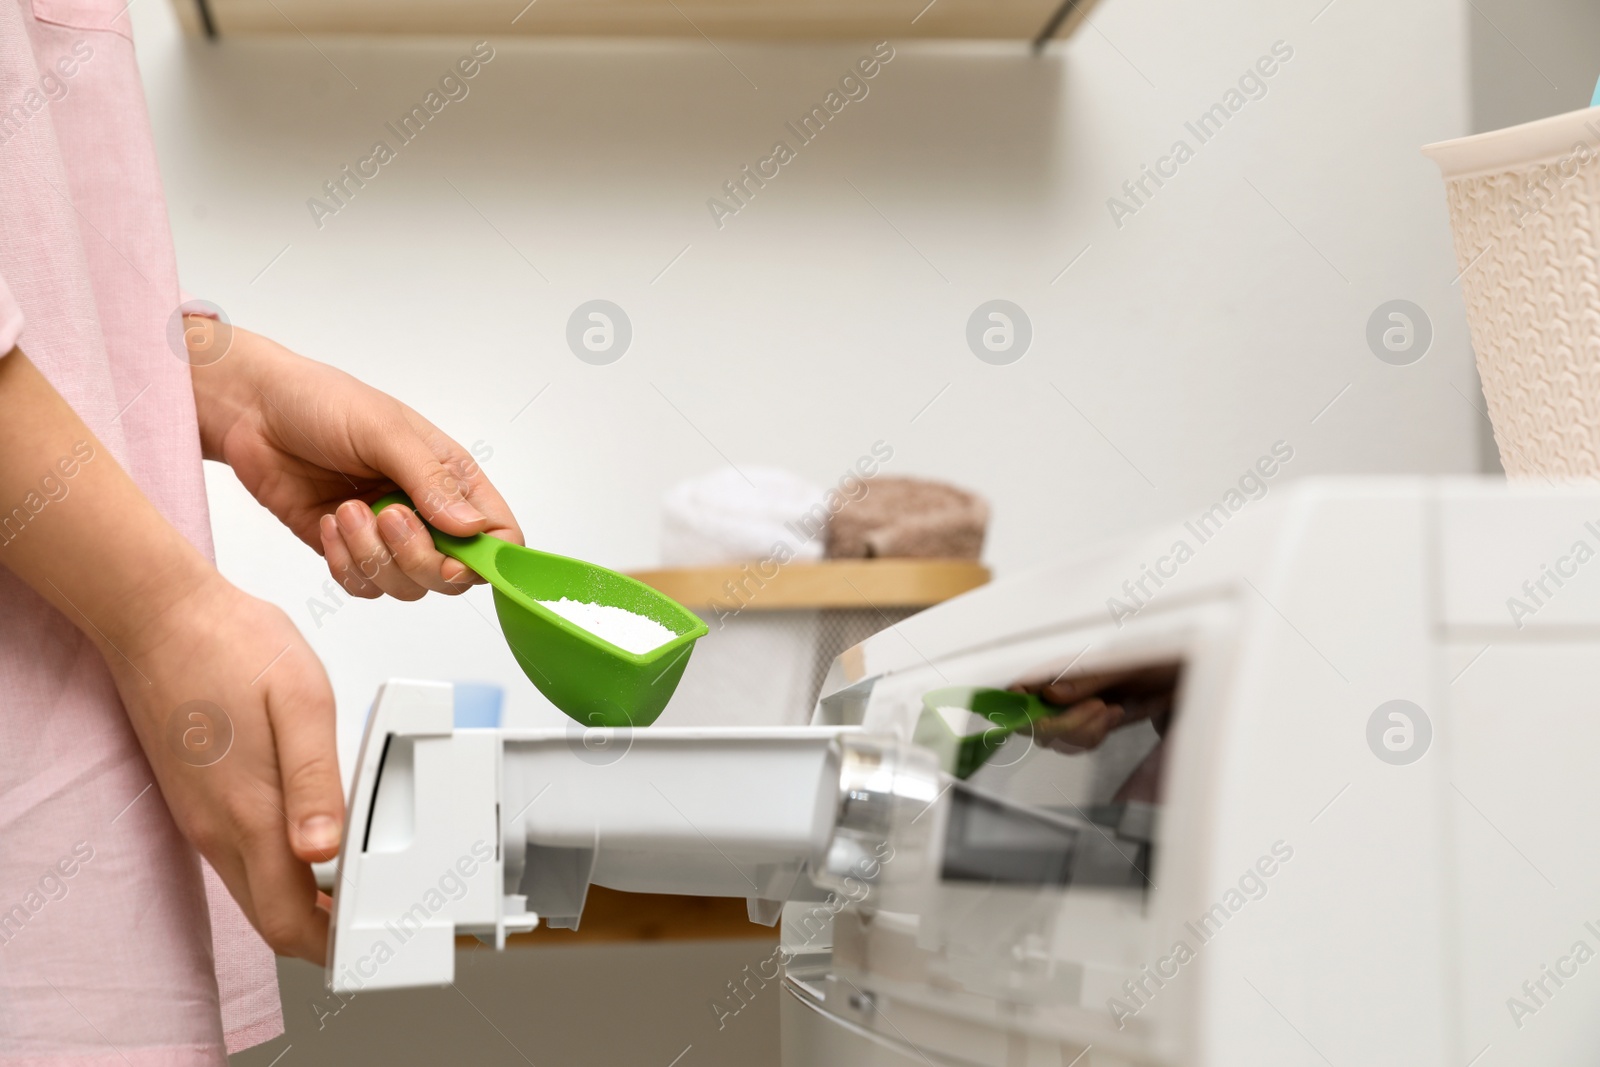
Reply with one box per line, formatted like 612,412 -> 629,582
371,492 -> 708,728
914,686 -> 1059,779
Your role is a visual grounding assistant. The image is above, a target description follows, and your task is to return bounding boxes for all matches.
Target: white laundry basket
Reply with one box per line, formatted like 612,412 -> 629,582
632,560 -> 989,728
1424,109 -> 1600,478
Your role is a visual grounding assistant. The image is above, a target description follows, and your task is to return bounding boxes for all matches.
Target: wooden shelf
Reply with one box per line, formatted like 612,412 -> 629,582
174,0 -> 1098,42
455,886 -> 775,947
631,558 -> 989,611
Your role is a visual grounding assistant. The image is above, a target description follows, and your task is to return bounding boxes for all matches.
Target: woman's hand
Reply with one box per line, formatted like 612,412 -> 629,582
1030,694 -> 1126,752
105,568 -> 341,963
187,320 -> 522,601
1020,663 -> 1181,753
0,348 -> 341,962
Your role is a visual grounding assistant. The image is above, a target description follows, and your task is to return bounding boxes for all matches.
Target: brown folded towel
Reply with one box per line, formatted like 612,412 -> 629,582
825,477 -> 988,560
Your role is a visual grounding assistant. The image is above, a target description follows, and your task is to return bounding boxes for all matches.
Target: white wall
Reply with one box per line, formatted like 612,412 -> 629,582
1470,0 -> 1600,133
131,0 -> 1473,762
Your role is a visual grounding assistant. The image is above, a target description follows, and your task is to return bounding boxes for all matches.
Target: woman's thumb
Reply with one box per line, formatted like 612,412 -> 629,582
272,677 -> 346,864
374,431 -> 486,537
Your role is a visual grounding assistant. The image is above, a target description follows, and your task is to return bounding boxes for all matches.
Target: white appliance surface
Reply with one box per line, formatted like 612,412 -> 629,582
329,478 -> 1600,1066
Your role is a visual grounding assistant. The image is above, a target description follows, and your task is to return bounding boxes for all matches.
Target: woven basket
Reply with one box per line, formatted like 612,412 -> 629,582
1424,108 -> 1600,478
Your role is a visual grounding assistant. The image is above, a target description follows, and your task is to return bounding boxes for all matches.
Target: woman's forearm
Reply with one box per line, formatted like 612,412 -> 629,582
0,348 -> 213,657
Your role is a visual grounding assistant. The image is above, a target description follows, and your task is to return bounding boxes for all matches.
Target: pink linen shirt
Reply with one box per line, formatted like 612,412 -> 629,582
0,0 -> 282,1061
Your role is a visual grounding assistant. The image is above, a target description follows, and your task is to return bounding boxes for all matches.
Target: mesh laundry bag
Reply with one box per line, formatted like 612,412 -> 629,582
659,606 -> 917,728
1424,108 -> 1600,477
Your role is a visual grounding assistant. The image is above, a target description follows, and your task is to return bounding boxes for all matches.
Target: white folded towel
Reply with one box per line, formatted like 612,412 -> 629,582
661,467 -> 828,566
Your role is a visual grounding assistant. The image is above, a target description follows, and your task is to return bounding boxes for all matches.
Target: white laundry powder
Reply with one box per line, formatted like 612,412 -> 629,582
537,598 -> 677,655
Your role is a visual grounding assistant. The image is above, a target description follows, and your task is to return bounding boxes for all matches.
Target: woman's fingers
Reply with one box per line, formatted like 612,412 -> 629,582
375,503 -> 476,594
325,501 -> 477,597
313,408 -> 523,600
241,827 -> 330,963
1036,697 -> 1125,752
1039,670 -> 1131,706
320,513 -> 381,599
333,500 -> 428,601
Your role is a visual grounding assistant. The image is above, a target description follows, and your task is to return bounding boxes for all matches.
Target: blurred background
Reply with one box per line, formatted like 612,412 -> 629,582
117,0 -> 1596,1061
